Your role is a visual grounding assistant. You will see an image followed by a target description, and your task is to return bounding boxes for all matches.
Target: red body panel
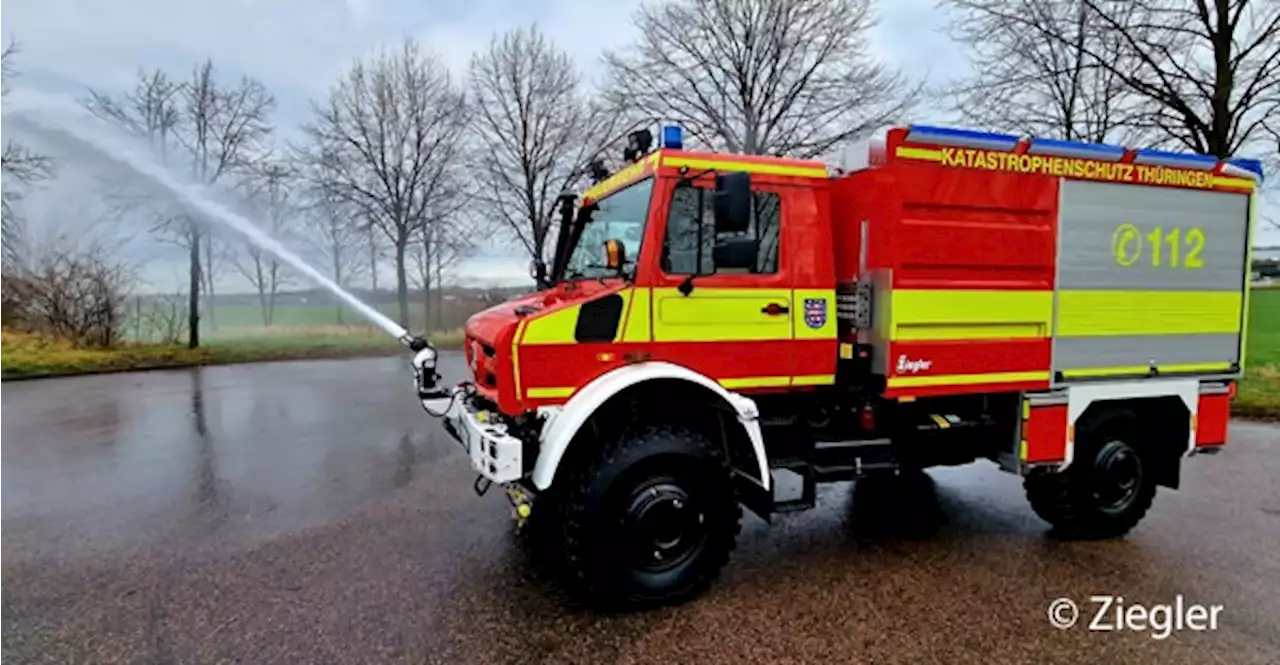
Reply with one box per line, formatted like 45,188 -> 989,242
884,165 -> 1058,290
1196,394 -> 1230,446
1023,404 -> 1068,464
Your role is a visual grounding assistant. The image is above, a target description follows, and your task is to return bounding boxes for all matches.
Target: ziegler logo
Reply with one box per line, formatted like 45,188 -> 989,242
896,355 -> 933,374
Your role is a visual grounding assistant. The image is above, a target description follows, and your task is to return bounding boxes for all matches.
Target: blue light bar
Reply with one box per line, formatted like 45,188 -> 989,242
904,124 -> 1020,151
662,125 -> 683,150
1026,137 -> 1125,162
1132,148 -> 1219,171
1227,157 -> 1265,181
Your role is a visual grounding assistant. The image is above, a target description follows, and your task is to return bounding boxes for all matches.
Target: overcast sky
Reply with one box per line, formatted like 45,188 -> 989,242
1,0 -> 1274,291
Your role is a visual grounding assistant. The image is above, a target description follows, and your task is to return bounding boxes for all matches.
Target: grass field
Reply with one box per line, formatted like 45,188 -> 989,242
1238,287 -> 1280,418
0,327 -> 464,380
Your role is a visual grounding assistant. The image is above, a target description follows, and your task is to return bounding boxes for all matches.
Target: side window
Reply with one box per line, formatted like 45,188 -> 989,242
661,186 -> 782,275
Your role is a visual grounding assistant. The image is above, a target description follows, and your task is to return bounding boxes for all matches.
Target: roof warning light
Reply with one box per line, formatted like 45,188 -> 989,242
662,125 -> 683,150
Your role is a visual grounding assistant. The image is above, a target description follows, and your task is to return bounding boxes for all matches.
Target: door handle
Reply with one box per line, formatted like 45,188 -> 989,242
761,303 -> 790,316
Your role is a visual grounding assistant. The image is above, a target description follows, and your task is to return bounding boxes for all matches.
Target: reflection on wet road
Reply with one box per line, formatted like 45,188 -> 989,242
3,355 -> 1279,664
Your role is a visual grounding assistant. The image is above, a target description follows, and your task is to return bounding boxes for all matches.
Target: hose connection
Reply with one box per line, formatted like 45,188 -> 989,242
406,335 -> 455,416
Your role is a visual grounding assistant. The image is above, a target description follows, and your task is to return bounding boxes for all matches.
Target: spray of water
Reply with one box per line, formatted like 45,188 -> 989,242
4,99 -> 411,343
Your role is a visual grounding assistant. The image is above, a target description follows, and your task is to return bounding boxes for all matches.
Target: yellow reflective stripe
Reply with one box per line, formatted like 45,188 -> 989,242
839,343 -> 855,359
720,376 -> 791,389
520,304 -> 582,345
1212,176 -> 1254,191
1061,362 -> 1234,379
1056,290 -> 1243,337
511,319 -> 528,398
583,153 -> 658,202
653,287 -> 793,342
493,375 -> 828,393
663,155 -> 827,179
895,146 -> 944,162
889,290 -> 1053,340
526,386 -> 575,399
620,287 -> 651,342
1242,195 -> 1257,370
887,371 -> 1050,388
792,374 -> 835,386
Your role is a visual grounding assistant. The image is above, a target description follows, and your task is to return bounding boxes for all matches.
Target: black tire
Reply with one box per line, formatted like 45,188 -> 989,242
552,423 -> 741,609
1024,408 -> 1157,539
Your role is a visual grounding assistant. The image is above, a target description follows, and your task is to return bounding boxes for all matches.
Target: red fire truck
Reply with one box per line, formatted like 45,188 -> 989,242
408,124 -> 1262,608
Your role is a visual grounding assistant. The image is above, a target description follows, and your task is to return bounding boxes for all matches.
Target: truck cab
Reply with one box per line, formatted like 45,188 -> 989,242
413,124 -> 1263,609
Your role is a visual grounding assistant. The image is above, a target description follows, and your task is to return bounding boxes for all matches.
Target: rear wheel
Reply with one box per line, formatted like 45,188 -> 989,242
553,424 -> 740,609
1024,408 -> 1157,539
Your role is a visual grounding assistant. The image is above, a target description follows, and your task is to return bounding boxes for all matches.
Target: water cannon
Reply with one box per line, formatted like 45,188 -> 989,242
406,334 -> 449,405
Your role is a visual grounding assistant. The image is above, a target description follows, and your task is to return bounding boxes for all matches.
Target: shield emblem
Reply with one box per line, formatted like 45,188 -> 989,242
804,298 -> 827,329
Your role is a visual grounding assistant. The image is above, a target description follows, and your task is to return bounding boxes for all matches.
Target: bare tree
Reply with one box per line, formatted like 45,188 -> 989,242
302,39 -> 469,326
140,292 -> 191,344
234,160 -> 293,325
409,218 -> 471,330
955,0 -> 1279,160
85,60 -> 273,347
177,60 -> 275,341
298,182 -> 368,323
469,26 -> 618,283
2,241 -> 135,348
943,0 -> 1148,143
604,0 -> 918,158
2,40 -> 56,267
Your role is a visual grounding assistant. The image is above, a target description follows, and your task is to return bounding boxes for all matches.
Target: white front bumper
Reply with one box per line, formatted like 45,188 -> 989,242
441,396 -> 524,483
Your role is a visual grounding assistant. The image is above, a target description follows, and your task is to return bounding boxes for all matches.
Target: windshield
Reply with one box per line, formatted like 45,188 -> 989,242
564,178 -> 654,280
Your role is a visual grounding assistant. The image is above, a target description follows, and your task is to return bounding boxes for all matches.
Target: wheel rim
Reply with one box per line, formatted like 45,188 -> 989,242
1092,440 -> 1142,512
621,478 -> 706,573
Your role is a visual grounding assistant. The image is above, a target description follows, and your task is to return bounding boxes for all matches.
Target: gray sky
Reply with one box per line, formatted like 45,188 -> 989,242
2,0 -> 1274,291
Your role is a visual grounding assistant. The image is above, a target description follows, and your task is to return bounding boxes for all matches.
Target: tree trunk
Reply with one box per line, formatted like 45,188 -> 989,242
203,237 -> 218,331
256,256 -> 269,325
394,240 -> 409,327
434,238 -> 444,330
333,245 -> 344,325
187,226 -> 201,348
369,226 -> 379,293
423,228 -> 432,332
267,260 -> 278,326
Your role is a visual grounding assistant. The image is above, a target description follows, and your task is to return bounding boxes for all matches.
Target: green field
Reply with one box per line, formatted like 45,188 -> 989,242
1238,287 -> 1280,417
1246,287 -> 1280,365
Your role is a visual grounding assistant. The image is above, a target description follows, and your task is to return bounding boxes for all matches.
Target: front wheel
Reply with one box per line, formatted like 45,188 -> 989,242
1024,408 -> 1157,539
553,424 -> 741,609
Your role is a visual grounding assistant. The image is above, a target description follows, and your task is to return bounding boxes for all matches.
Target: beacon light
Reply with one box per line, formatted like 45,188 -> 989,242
662,125 -> 683,150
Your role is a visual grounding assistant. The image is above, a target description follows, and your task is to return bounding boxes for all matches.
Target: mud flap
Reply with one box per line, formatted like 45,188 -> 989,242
734,469 -> 774,523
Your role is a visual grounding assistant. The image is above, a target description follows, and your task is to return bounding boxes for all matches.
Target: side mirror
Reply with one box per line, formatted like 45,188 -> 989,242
602,239 -> 627,273
712,236 -> 757,271
713,171 -> 751,234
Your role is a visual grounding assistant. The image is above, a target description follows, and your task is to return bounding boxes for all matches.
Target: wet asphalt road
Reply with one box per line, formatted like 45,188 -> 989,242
3,354 -> 1279,665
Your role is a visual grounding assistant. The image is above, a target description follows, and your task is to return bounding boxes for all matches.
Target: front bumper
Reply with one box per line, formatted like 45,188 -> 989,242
437,392 -> 524,484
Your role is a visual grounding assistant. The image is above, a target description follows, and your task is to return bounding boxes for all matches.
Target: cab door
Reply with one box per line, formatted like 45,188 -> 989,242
650,181 -> 795,390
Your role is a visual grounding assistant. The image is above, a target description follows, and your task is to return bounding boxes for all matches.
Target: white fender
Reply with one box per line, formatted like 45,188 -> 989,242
1062,378 -> 1198,469
530,362 -> 769,491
